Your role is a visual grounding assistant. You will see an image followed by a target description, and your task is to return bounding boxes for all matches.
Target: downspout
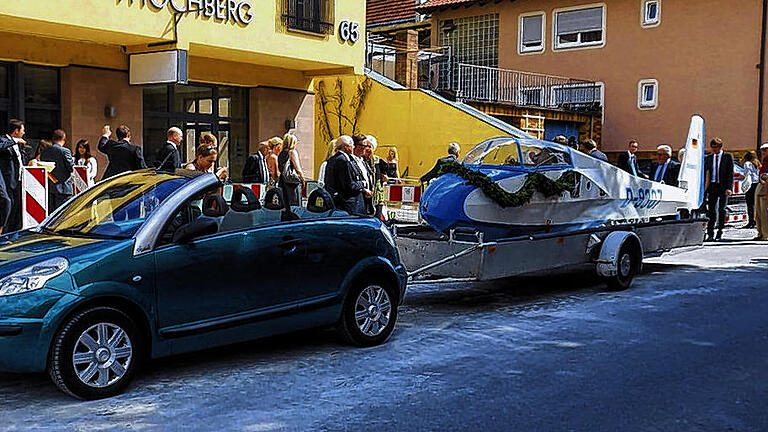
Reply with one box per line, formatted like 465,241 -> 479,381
757,0 -> 767,151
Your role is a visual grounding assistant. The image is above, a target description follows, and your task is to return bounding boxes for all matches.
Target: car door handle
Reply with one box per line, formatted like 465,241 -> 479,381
279,238 -> 304,255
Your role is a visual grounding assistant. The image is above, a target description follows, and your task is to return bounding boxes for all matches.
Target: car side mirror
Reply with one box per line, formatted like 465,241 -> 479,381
172,217 -> 219,244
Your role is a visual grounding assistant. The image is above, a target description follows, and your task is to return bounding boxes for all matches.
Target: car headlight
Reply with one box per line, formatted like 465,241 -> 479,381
0,257 -> 69,296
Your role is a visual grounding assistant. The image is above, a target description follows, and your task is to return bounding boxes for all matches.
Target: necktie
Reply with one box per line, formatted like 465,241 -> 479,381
260,154 -> 268,184
630,155 -> 637,176
713,154 -> 719,183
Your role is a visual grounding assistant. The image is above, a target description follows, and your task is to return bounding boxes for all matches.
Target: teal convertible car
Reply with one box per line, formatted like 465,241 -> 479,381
0,170 -> 407,399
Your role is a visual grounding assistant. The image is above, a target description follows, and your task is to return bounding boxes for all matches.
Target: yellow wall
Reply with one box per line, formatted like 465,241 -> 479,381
313,75 -> 512,179
0,0 -> 364,73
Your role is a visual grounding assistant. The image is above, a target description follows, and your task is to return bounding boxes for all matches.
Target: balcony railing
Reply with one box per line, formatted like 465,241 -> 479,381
365,41 -> 453,91
456,63 -> 602,112
281,0 -> 334,35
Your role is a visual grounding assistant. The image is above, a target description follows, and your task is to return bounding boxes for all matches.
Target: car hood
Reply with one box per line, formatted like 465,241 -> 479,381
0,230 -> 127,274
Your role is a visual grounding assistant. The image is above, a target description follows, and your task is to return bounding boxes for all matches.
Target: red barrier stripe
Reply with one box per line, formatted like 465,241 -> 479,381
389,185 -> 403,202
29,167 -> 46,186
413,186 -> 422,203
25,192 -> 46,222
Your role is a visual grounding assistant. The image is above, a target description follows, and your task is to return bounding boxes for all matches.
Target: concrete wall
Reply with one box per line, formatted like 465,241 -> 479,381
313,75 -> 512,179
431,0 -> 766,153
61,67 -> 143,180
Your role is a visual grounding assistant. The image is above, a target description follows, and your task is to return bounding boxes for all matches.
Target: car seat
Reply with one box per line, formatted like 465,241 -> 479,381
220,187 -> 262,232
257,188 -> 299,224
300,188 -> 346,219
201,194 -> 228,230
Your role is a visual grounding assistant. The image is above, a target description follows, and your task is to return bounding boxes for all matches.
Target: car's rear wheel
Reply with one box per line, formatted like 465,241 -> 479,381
338,279 -> 398,347
48,306 -> 141,400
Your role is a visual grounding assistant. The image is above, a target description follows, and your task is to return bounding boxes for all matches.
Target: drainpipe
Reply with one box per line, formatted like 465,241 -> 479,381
757,0 -> 767,151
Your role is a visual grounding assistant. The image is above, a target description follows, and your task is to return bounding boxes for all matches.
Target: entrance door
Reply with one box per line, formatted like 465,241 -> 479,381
183,122 -> 213,165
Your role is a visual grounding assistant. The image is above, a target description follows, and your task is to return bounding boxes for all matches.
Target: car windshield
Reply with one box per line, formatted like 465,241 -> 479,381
42,171 -> 196,239
463,138 -> 521,166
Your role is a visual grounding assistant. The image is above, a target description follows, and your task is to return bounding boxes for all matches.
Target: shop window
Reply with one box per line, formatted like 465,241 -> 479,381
0,65 -> 7,99
143,86 -> 168,113
642,0 -> 660,27
554,5 -> 605,50
0,63 -> 60,144
519,13 -> 545,54
638,79 -> 658,109
281,0 -> 334,35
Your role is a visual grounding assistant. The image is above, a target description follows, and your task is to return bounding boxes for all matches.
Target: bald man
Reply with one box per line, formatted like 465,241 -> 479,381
157,127 -> 183,171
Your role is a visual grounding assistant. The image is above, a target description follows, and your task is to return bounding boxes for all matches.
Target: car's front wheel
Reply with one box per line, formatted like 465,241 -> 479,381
338,280 -> 398,347
48,306 -> 141,400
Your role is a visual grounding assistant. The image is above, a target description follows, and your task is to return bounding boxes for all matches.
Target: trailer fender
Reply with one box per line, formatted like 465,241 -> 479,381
595,231 -> 643,278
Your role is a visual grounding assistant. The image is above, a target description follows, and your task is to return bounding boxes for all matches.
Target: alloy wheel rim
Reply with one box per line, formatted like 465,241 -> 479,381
72,323 -> 133,388
355,285 -> 392,337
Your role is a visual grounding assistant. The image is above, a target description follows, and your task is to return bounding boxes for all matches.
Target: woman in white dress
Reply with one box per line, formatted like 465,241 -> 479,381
75,139 -> 98,186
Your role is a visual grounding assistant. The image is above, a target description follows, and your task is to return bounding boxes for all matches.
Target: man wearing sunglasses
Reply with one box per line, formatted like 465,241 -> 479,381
703,137 -> 734,241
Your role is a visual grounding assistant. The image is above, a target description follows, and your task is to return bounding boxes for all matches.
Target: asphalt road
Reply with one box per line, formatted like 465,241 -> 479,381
1,228 -> 767,431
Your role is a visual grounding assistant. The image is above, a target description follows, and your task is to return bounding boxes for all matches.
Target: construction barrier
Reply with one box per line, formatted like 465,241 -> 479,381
72,165 -> 89,194
21,166 -> 48,229
384,182 -> 422,223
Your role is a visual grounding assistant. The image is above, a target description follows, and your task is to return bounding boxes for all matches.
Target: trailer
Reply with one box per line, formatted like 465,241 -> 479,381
394,218 -> 707,290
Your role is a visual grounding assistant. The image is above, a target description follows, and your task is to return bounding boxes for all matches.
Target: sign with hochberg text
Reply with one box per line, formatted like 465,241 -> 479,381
140,0 -> 255,25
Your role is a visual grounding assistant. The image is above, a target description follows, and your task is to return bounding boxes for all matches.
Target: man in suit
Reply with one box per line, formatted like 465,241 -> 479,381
40,129 -> 75,212
0,119 -> 25,233
580,139 -> 608,162
0,119 -> 28,232
704,137 -> 734,241
98,124 -> 147,179
323,135 -> 369,214
242,141 -> 270,184
651,144 -> 680,187
352,135 -> 375,215
157,127 -> 182,171
421,142 -> 461,184
617,140 -> 647,178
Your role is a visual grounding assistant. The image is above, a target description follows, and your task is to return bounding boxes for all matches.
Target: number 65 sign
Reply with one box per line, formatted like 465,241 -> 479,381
339,20 -> 360,43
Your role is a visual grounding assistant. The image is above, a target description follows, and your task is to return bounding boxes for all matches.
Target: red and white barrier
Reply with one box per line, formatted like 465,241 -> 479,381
725,213 -> 749,224
386,184 -> 422,204
72,165 -> 89,194
21,167 -> 48,229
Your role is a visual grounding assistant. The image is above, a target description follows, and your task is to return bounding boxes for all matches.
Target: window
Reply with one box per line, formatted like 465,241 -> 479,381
638,79 -> 658,109
281,0 -> 334,35
642,0 -> 660,27
553,5 -> 605,49
519,12 -> 545,53
0,63 -> 61,147
520,144 -> 571,166
440,14 -> 499,93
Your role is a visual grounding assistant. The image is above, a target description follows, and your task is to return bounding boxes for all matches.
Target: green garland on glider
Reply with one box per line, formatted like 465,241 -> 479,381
435,161 -> 578,208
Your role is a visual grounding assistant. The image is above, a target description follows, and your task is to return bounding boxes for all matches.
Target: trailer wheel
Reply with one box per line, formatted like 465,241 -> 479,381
604,243 -> 641,291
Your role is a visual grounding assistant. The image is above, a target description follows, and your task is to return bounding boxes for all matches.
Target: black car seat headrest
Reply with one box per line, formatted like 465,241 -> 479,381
202,194 -> 229,217
263,188 -> 285,211
231,187 -> 261,212
306,188 -> 335,213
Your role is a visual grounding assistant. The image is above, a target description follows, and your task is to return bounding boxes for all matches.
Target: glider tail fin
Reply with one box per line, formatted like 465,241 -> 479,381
677,114 -> 706,208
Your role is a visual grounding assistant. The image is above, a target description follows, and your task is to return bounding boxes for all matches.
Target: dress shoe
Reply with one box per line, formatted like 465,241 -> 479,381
705,235 -> 715,242
715,232 -> 723,241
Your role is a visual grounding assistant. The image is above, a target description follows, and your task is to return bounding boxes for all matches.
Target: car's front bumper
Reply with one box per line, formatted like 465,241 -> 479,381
394,264 -> 408,304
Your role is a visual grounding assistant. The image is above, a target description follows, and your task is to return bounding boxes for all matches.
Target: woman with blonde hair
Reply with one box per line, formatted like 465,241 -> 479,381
318,138 -> 338,187
382,146 -> 400,184
266,136 -> 283,188
185,137 -> 228,181
278,133 -> 306,206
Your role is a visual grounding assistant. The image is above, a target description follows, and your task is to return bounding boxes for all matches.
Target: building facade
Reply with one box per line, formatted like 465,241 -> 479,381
0,0 -> 365,179
418,0 -> 768,156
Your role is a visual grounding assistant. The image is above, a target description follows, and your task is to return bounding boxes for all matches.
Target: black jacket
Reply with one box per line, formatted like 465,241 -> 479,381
0,134 -> 25,192
156,142 -> 181,171
98,136 -> 147,179
650,160 -> 681,187
242,152 -> 269,184
420,155 -> 459,183
323,152 -> 365,214
617,151 -> 640,175
40,144 -> 75,195
704,152 -> 734,190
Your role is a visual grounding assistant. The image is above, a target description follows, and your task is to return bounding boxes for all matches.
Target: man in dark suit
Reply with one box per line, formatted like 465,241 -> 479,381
580,139 -> 608,162
421,142 -> 461,184
0,119 -> 28,232
704,137 -> 734,241
242,141 -> 270,184
98,124 -> 146,179
650,145 -> 680,187
617,140 -> 648,178
40,129 -> 75,212
323,135 -> 368,214
0,119 -> 25,233
156,127 -> 182,171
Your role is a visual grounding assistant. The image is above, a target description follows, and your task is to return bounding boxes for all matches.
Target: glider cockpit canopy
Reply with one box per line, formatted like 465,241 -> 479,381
463,137 -> 573,169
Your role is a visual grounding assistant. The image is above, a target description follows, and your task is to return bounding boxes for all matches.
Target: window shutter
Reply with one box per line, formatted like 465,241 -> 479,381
556,7 -> 603,35
521,15 -> 543,44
